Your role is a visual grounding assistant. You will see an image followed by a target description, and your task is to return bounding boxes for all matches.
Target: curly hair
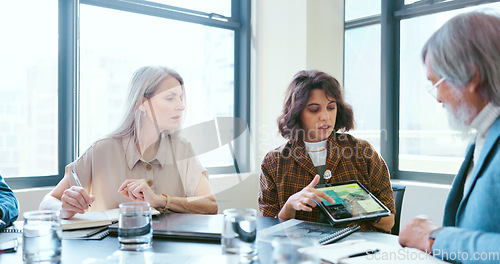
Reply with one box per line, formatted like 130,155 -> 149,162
277,70 -> 355,140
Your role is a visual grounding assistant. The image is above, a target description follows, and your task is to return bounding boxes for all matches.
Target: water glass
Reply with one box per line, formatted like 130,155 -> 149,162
221,208 -> 258,261
118,201 -> 153,251
23,210 -> 62,264
272,238 -> 320,264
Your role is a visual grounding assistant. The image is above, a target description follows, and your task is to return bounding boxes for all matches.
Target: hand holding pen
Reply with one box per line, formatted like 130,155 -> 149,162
60,170 -> 95,219
70,170 -> 92,208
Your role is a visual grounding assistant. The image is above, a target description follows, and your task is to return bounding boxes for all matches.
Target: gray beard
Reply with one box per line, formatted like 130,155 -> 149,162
443,101 -> 474,139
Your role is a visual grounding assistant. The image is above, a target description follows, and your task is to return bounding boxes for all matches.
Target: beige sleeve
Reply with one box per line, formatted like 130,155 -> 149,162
65,143 -> 95,192
178,142 -> 208,197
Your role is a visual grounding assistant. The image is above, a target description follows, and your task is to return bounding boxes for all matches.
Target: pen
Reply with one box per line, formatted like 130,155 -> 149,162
344,249 -> 380,259
70,169 -> 91,208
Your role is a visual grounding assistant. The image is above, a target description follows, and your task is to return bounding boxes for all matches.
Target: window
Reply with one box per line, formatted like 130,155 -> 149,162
399,1 -> 500,176
0,0 -> 58,178
344,24 -> 382,151
345,0 -> 500,183
345,0 -> 381,21
2,0 -> 250,188
79,5 -> 235,168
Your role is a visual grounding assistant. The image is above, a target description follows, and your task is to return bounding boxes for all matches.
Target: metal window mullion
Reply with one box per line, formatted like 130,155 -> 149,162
396,0 -> 500,19
381,0 -> 403,178
232,0 -> 251,173
81,0 -> 240,30
59,0 -> 79,179
398,171 -> 455,184
345,14 -> 381,30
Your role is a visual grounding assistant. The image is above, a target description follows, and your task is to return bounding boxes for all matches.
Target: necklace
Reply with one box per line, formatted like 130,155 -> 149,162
306,147 -> 327,153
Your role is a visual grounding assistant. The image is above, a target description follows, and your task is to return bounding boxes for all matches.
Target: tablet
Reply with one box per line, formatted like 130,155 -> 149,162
314,180 -> 390,225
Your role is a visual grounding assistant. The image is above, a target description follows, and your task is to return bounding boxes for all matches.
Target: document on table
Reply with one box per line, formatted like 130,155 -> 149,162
300,239 -> 448,263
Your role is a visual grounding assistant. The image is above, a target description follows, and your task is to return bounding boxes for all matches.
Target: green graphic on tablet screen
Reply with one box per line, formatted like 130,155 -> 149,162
320,183 -> 384,214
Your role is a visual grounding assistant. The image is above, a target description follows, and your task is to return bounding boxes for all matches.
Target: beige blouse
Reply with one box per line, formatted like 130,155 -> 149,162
66,133 -> 208,211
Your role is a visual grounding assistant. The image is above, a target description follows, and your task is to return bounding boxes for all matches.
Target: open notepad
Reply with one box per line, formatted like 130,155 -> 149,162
62,208 -> 160,231
62,209 -> 120,230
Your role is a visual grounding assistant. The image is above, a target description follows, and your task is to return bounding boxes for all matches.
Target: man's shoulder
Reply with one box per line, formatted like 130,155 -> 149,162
489,116 -> 500,137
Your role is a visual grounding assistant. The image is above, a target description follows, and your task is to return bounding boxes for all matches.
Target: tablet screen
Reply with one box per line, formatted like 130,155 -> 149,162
316,182 -> 388,220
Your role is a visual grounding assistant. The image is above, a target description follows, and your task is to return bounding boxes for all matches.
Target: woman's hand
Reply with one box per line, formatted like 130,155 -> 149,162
278,174 -> 335,219
118,179 -> 165,208
60,186 -> 95,219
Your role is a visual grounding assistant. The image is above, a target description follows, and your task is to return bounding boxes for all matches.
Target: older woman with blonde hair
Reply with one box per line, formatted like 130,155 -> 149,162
40,66 -> 217,218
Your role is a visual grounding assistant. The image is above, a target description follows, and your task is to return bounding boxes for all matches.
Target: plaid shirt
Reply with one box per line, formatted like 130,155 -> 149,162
258,132 -> 395,232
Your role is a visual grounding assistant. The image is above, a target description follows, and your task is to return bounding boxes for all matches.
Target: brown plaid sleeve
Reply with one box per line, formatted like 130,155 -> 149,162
258,150 -> 281,217
361,141 -> 396,214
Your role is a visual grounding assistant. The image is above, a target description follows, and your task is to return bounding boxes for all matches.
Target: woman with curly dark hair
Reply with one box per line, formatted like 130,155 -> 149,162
258,70 -> 395,232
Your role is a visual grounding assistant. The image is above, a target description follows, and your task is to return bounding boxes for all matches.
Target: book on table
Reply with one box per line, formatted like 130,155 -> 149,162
61,209 -> 120,230
62,208 -> 160,231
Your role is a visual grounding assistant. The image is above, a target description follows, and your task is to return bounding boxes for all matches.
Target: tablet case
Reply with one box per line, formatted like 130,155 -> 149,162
314,180 -> 390,226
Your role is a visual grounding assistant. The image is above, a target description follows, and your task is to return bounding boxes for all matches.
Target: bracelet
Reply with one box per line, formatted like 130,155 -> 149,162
159,194 -> 171,213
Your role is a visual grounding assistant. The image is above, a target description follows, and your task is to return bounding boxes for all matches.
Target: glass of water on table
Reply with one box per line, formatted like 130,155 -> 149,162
222,208 -> 258,262
23,210 -> 62,263
118,201 -> 153,251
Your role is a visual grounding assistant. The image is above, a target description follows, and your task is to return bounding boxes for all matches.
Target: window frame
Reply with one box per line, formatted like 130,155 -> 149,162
344,0 -> 499,184
5,0 -> 251,189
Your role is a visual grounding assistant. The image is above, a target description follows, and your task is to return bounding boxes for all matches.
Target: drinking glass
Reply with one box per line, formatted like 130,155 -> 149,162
221,208 -> 257,262
272,237 -> 320,264
118,201 -> 153,251
23,210 -> 62,263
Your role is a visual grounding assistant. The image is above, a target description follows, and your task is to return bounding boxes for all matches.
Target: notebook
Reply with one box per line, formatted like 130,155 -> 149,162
258,219 -> 360,245
61,209 -> 120,230
0,226 -> 23,245
317,225 -> 360,245
109,213 -> 223,242
62,208 -> 160,230
62,226 -> 109,240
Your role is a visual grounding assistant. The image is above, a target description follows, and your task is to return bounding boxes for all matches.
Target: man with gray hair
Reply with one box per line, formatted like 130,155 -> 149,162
399,10 -> 500,263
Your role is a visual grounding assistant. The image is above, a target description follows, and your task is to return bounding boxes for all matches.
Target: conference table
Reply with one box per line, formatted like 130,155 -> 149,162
0,216 -> 447,264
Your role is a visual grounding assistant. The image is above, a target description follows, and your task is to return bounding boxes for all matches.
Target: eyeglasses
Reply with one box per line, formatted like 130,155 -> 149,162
427,77 -> 446,98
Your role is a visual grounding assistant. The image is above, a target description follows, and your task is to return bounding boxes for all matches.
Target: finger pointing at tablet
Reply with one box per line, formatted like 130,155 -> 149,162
277,175 -> 335,220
